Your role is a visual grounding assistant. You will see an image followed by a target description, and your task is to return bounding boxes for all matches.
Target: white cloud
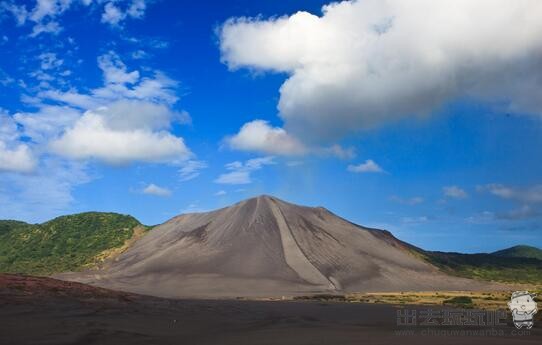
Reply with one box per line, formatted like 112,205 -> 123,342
101,0 -> 148,26
30,21 -> 61,37
214,156 -> 275,185
0,158 -> 90,222
220,0 -> 542,142
143,183 -> 171,197
214,190 -> 227,196
180,202 -> 205,214
478,183 -> 542,203
401,216 -> 429,224
0,112 -> 37,173
215,171 -> 250,185
319,144 -> 356,160
34,53 -> 178,111
98,51 -> 140,84
132,49 -> 149,59
36,90 -> 97,109
347,159 -> 383,173
470,184 -> 542,222
14,105 -> 81,144
1,0 -> 150,35
15,52 -> 192,167
443,186 -> 468,199
49,104 -> 191,165
225,120 -> 355,158
390,195 -> 424,206
127,0 -> 145,18
179,160 -> 207,181
38,52 -> 63,70
497,205 -> 540,220
0,142 -> 36,173
1,2 -> 29,26
101,2 -> 124,25
226,119 -> 306,156
0,110 -> 19,142
21,0 -> 73,37
30,0 -> 72,22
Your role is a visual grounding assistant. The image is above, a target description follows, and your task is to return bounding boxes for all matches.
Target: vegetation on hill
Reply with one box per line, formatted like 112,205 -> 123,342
0,220 -> 28,235
492,245 -> 542,260
0,212 -> 147,275
420,250 -> 542,284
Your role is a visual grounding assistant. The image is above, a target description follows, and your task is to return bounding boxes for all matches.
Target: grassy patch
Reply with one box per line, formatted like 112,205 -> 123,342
443,296 -> 474,307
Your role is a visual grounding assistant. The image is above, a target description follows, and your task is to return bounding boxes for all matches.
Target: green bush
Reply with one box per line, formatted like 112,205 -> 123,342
443,296 -> 473,305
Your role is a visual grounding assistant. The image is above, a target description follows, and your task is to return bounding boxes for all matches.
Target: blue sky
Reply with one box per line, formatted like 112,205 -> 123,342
1,0 -> 541,253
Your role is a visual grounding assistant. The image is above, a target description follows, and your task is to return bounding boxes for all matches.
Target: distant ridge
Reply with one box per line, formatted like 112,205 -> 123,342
492,245 -> 542,260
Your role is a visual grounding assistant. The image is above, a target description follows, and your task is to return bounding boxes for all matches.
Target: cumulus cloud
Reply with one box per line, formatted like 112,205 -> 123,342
49,102 -> 191,165
225,120 -> 357,158
225,120 -> 306,155
0,142 -> 36,173
19,51 -> 185,167
13,52 -> 193,166
443,186 -> 468,199
0,112 -> 36,173
142,183 -> 171,197
220,0 -> 542,142
14,105 -> 81,144
214,156 -> 275,185
347,159 -> 384,173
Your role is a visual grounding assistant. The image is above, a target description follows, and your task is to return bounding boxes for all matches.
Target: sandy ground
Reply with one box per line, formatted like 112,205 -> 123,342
1,274 -> 540,345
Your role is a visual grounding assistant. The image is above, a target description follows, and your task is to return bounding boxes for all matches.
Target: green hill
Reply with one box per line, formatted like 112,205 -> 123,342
492,245 -> 542,260
0,212 -> 147,275
419,249 -> 542,284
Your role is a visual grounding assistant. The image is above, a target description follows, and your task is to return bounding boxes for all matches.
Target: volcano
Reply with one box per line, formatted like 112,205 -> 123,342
59,195 -> 497,298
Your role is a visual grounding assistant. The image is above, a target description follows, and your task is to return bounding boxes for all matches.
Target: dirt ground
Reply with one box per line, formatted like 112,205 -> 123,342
1,274 -> 541,345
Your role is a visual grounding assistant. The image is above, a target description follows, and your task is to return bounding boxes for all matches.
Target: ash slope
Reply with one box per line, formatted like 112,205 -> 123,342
60,196 -> 498,298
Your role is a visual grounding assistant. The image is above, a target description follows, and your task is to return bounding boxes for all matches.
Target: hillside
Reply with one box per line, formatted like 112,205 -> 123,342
420,250 -> 542,284
492,245 -> 542,260
0,212 -> 147,275
56,195 -> 499,298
